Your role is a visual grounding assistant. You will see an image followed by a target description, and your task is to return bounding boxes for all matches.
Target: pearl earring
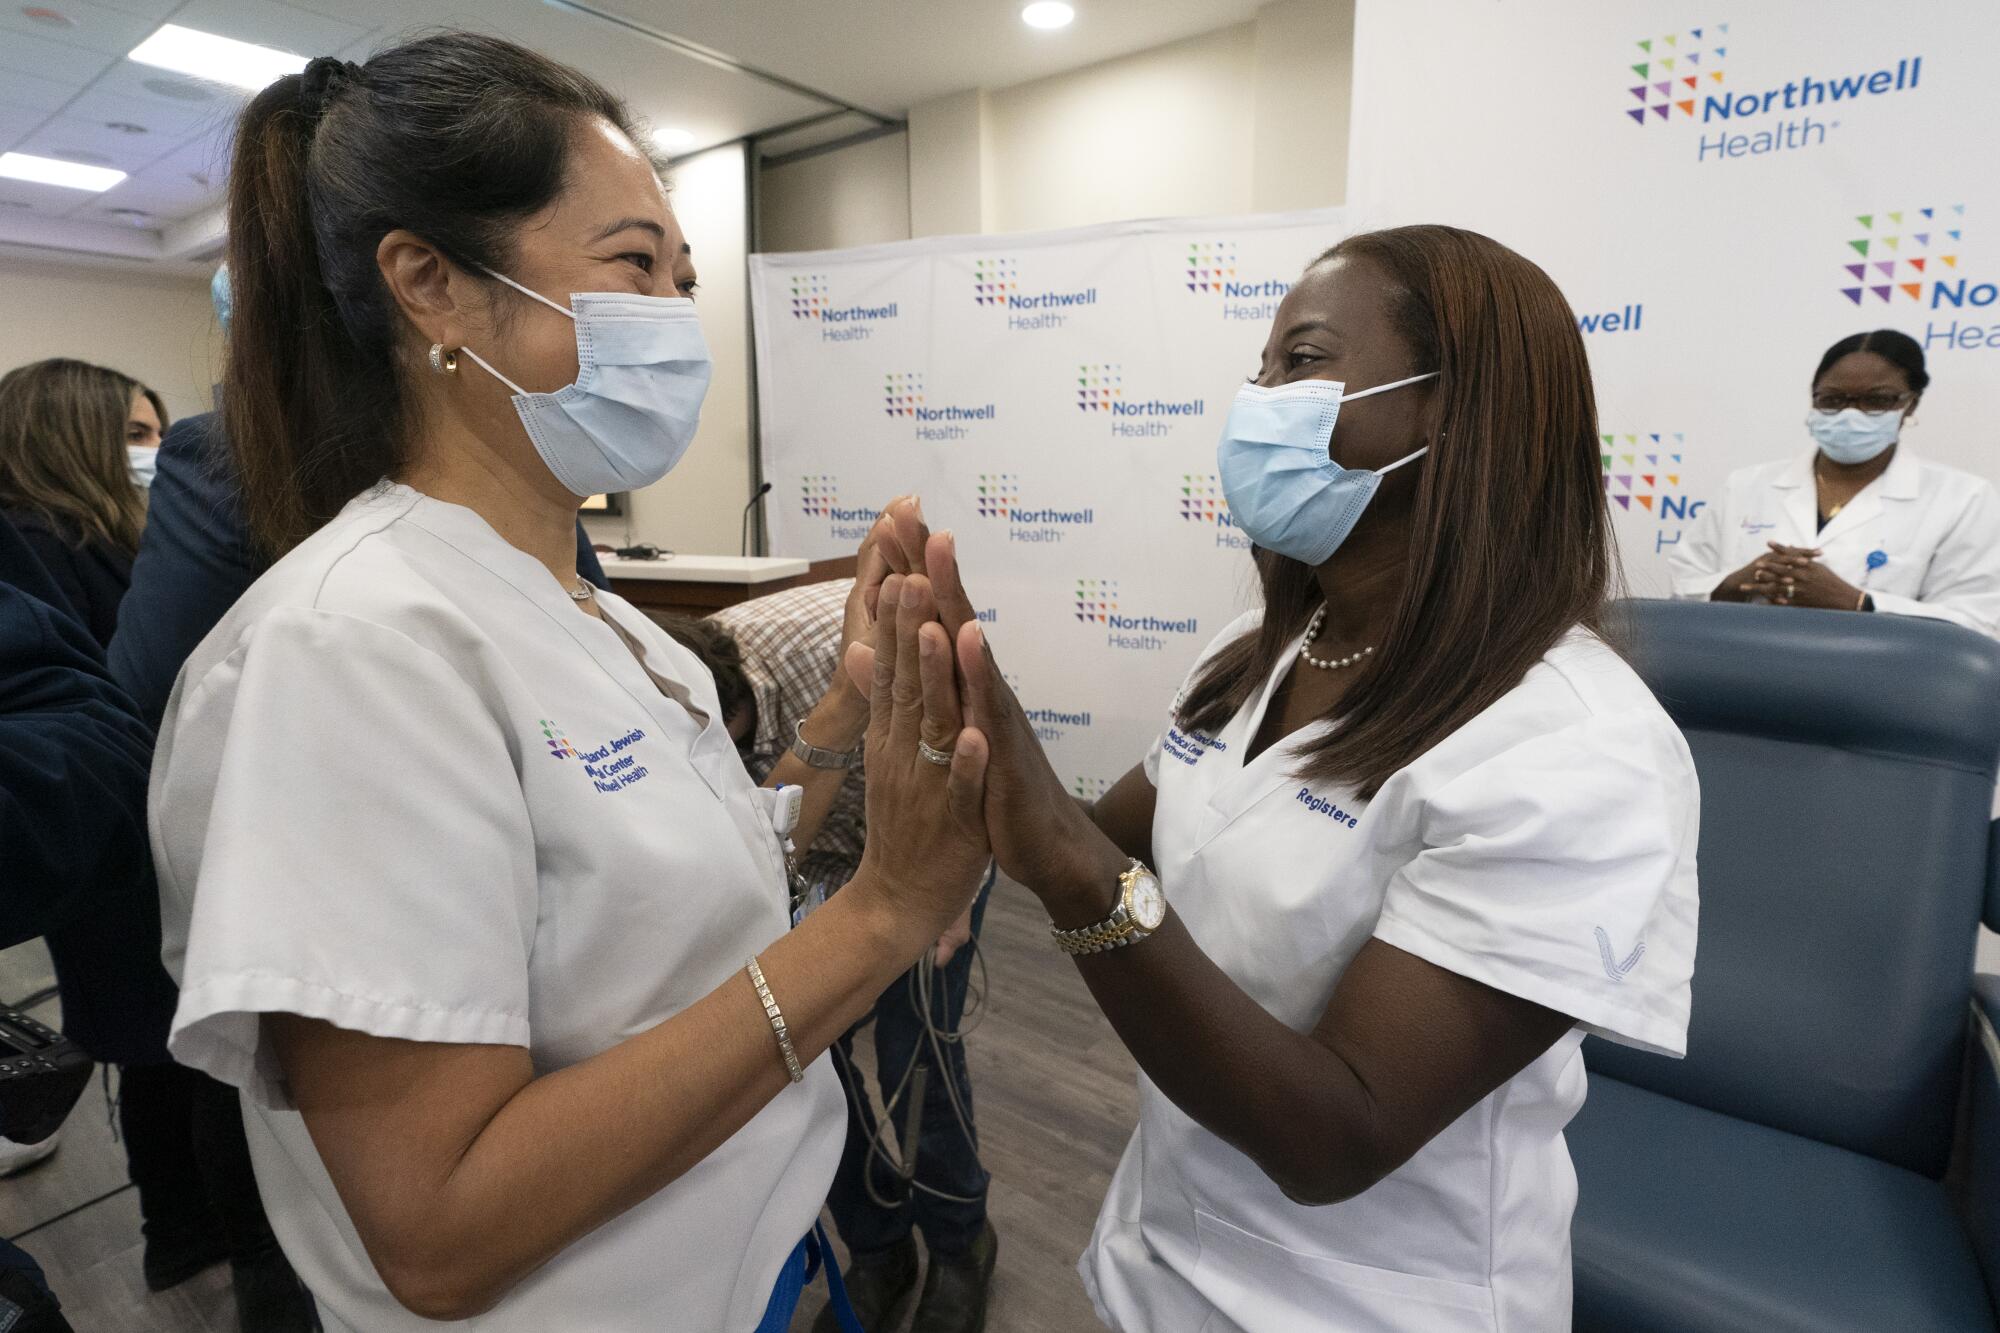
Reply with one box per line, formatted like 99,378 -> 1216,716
427,343 -> 457,374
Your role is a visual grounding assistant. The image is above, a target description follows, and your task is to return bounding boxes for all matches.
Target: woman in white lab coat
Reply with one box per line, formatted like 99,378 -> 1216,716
1669,329 -> 2000,636
868,225 -> 1700,1332
149,33 -> 990,1332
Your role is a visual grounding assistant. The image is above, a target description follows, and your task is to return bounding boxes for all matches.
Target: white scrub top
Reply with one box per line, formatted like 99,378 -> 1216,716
1080,613 -> 1699,1333
151,483 -> 844,1332
1667,446 -> 2000,636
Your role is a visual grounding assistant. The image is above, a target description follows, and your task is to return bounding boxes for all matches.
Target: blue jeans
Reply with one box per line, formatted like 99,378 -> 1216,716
825,871 -> 992,1258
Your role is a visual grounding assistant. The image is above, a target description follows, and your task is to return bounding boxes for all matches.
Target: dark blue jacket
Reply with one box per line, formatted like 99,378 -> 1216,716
0,512 -> 156,987
110,412 -> 609,727
2,516 -> 170,1067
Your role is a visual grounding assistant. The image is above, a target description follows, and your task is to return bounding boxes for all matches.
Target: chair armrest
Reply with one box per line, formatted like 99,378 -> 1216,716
1963,976 -> 2000,1311
1986,821 -> 2000,931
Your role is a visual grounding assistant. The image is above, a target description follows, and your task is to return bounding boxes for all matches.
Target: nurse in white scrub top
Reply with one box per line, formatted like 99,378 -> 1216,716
149,33 -> 992,1332
869,224 -> 1701,1332
1669,327 -> 2000,636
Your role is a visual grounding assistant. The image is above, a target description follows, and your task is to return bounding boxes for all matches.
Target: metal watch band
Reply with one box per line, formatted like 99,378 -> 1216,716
1050,860 -> 1158,956
789,718 -> 858,770
1051,915 -> 1142,955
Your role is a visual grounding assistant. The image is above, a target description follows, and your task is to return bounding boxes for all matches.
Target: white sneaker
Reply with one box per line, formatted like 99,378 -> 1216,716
0,1131 -> 60,1177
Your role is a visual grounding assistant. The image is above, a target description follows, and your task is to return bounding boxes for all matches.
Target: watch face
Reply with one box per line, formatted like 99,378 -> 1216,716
1129,870 -> 1167,930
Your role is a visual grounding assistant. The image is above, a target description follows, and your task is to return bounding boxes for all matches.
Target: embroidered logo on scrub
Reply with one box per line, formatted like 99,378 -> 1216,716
540,718 -> 652,794
1596,927 -> 1646,982
1161,725 -> 1227,767
539,719 -> 578,759
1294,787 -> 1359,829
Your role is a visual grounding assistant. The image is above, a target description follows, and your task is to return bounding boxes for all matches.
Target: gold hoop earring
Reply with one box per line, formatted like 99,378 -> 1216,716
428,343 -> 458,374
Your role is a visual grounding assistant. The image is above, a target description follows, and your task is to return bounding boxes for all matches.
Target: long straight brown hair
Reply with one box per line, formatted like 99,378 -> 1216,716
0,357 -> 154,554
1178,225 -> 1615,797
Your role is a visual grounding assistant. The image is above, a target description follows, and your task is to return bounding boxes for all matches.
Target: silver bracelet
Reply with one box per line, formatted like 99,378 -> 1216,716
745,956 -> 804,1083
789,719 -> 858,771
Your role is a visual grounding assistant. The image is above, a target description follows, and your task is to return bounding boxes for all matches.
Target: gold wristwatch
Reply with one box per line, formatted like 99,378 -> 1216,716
1050,860 -> 1167,955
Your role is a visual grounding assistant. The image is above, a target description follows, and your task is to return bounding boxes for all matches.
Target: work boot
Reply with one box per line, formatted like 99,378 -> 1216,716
814,1234 -> 918,1333
910,1223 -> 996,1333
142,1224 -> 229,1293
231,1247 -> 318,1332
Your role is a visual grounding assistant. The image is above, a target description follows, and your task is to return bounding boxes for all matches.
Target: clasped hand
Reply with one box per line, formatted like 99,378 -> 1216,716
1727,541 -> 1862,610
845,499 -> 1116,924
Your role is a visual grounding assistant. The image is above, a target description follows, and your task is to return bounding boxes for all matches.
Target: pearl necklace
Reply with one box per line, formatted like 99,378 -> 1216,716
1299,605 -> 1374,670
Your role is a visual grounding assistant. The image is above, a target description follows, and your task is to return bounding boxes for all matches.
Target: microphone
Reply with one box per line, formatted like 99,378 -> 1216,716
740,481 -> 773,557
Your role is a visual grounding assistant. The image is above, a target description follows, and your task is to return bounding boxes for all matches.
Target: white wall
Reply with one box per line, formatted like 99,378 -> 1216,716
585,141 -> 753,554
0,258 -> 221,423
983,24 -> 1259,234
759,132 -> 912,254
891,0 -> 1351,241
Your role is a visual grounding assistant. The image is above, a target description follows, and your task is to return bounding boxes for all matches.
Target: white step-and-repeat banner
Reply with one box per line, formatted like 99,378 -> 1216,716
751,210 -> 1348,792
1348,0 -> 2000,594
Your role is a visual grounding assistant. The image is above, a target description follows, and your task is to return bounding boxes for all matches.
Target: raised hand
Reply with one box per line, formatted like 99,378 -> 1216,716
846,519 -> 1121,910
843,571 -> 993,947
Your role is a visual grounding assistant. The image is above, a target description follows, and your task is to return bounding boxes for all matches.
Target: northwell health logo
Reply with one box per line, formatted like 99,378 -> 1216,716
1622,23 -> 1925,163
1838,204 -> 1965,305
799,475 -> 874,542
885,369 -> 995,440
883,371 -> 924,418
1181,238 -> 1291,321
971,255 -> 1097,331
1182,473 -> 1249,551
1074,363 -> 1205,439
977,473 -> 1092,544
1622,25 -> 1728,125
1601,433 -> 1709,556
789,271 -> 898,342
1599,434 -> 1697,517
538,719 -> 578,761
1073,578 -> 1200,652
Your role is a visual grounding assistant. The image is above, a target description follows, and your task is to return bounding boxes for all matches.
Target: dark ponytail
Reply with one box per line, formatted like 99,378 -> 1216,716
223,33 -> 645,555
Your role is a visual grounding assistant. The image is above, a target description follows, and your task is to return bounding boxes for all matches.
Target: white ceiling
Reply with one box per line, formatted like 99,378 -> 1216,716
0,0 -> 1264,272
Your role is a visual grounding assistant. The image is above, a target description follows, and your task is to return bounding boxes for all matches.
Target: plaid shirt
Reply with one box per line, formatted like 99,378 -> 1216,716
708,579 -> 866,892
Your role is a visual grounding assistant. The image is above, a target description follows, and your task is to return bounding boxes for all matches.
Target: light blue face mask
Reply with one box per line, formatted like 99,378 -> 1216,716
1216,372 -> 1440,566
458,271 -> 713,498
1806,407 -> 1901,465
128,445 -> 158,489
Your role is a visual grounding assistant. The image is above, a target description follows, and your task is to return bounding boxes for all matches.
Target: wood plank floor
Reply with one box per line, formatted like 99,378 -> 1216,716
3,877 -> 1140,1332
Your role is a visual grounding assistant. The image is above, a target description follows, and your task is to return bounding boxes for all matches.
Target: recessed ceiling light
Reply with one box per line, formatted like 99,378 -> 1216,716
104,206 -> 153,222
104,121 -> 149,135
142,75 -> 214,103
0,151 -> 127,193
52,149 -> 113,166
21,6 -> 74,28
1021,2 -> 1075,30
652,127 -> 696,152
128,22 -> 307,93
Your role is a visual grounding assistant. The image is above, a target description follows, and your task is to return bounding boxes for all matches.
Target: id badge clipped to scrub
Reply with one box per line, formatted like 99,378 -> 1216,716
763,784 -> 824,927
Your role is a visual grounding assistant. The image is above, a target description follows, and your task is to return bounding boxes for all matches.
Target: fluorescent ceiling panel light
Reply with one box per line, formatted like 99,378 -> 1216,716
127,23 -> 307,93
1021,2 -> 1075,30
0,151 -> 127,192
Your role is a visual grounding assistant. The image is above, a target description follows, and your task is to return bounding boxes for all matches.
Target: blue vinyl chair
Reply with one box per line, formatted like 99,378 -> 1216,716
1570,600 -> 2000,1333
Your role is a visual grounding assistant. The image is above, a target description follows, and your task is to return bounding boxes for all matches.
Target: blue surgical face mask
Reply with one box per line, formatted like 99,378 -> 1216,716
1216,371 -> 1440,565
1806,406 -> 1901,465
128,445 -> 158,488
458,271 -> 713,498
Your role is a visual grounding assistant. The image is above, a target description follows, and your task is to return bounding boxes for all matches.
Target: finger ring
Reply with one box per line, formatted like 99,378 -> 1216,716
918,739 -> 954,766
